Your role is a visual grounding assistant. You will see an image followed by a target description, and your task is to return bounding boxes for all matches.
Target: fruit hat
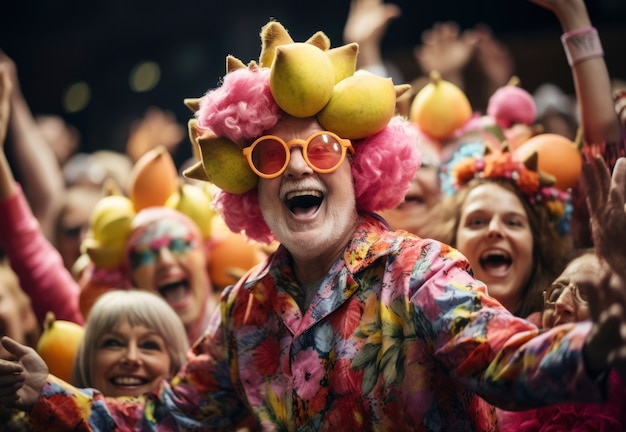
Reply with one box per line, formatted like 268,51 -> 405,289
440,142 -> 573,234
183,20 -> 421,244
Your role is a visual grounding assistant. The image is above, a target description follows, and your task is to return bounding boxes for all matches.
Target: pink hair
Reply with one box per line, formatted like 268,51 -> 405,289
198,68 -> 422,244
196,68 -> 281,145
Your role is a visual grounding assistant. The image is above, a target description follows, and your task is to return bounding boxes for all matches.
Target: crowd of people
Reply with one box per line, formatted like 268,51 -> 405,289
0,0 -> 626,430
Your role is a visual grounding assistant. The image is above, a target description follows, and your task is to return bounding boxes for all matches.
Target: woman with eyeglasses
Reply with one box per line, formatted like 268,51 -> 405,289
498,248 -> 626,431
541,250 -> 594,329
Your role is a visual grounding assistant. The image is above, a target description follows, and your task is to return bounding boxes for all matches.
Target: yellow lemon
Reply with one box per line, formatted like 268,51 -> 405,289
317,71 -> 396,139
270,43 -> 335,118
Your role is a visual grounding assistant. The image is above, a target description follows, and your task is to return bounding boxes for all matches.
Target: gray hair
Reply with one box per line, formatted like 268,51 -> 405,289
71,290 -> 189,391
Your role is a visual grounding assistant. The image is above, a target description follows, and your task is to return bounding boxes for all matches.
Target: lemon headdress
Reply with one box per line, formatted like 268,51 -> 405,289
182,20 -> 421,244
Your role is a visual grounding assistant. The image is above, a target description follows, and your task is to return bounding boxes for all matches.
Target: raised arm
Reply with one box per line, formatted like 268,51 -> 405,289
527,0 -> 620,145
0,64 -> 83,325
0,50 -> 65,240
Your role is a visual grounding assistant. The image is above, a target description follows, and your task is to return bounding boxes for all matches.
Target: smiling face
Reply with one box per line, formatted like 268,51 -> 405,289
541,253 -> 597,328
256,116 -> 360,280
455,182 -> 534,312
128,218 -> 209,329
91,320 -> 172,398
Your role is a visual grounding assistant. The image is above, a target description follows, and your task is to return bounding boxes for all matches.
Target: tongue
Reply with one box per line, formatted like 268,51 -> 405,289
292,206 -> 318,217
482,262 -> 509,277
161,283 -> 188,303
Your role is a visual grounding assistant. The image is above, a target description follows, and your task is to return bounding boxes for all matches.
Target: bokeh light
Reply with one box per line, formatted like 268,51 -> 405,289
63,82 -> 91,113
129,61 -> 161,93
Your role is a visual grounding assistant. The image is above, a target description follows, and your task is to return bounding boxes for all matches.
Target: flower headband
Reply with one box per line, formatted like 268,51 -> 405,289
441,142 -> 573,233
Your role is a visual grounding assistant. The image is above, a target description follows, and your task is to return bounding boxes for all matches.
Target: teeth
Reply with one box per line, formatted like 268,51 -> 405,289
112,377 -> 145,386
285,190 -> 322,200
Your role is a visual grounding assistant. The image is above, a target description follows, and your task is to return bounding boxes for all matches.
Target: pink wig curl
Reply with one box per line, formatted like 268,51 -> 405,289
352,116 -> 421,213
196,68 -> 282,145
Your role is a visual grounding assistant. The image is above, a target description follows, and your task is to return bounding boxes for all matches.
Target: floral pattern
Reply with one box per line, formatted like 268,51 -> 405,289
30,215 -> 603,431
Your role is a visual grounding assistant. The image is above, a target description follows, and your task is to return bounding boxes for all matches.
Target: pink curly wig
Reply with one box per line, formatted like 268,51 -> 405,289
196,68 -> 421,244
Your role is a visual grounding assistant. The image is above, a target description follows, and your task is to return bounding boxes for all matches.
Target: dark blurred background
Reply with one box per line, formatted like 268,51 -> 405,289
1,0 -> 625,166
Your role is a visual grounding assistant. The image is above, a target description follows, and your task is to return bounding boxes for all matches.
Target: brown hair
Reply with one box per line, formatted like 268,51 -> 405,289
432,178 -> 572,318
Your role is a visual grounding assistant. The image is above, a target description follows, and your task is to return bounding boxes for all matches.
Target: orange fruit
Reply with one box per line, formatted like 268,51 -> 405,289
36,312 -> 85,382
127,146 -> 179,212
207,221 -> 267,289
514,133 -> 582,190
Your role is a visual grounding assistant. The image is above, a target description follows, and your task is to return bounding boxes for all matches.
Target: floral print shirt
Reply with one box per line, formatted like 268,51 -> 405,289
30,215 -> 603,431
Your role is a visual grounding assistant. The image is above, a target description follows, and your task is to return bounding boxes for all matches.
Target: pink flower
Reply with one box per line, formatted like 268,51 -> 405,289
292,348 -> 325,400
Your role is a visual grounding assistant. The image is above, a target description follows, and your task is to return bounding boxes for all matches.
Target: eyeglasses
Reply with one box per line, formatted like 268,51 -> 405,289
543,282 -> 589,308
243,131 -> 354,179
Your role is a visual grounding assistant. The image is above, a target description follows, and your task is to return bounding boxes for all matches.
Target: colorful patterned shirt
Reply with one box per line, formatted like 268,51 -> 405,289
30,215 -> 603,431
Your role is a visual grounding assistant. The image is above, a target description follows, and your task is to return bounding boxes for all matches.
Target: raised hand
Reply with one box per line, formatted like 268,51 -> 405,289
582,155 -> 626,278
126,106 -> 185,162
414,21 -> 479,87
343,0 -> 401,49
0,337 -> 48,411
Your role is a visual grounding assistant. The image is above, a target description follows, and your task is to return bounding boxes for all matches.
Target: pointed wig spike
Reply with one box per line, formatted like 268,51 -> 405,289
395,84 -> 412,99
187,118 -> 205,161
259,21 -> 294,67
184,98 -> 201,113
522,150 -> 539,171
305,31 -> 331,51
182,161 -> 211,182
326,42 -> 359,83
226,55 -> 247,73
539,170 -> 556,187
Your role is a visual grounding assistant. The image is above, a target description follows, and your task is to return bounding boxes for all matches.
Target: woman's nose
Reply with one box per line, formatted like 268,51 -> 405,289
156,247 -> 176,264
121,345 -> 141,366
554,288 -> 576,315
487,218 -> 504,238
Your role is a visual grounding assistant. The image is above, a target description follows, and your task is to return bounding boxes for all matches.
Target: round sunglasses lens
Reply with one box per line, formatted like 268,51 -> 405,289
306,134 -> 343,171
252,139 -> 287,176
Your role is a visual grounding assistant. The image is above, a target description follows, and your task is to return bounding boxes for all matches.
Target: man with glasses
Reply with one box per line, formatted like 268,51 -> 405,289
2,20 -> 626,432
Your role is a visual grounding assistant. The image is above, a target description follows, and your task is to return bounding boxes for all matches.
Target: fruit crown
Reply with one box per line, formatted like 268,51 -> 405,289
182,20 -> 413,193
441,142 -> 572,234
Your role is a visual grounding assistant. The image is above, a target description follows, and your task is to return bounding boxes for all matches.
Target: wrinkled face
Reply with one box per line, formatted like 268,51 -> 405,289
92,320 -> 172,398
378,141 -> 441,237
455,183 -> 534,313
129,219 -> 209,329
542,254 -> 596,328
256,116 -> 359,263
0,282 -> 26,360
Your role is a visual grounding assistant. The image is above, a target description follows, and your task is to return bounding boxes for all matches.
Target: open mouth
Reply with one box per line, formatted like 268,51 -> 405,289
479,250 -> 512,276
285,190 -> 323,216
110,376 -> 149,387
157,278 -> 191,305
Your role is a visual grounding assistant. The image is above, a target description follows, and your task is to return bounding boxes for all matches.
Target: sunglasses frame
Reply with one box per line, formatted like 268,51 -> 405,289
243,131 -> 354,179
